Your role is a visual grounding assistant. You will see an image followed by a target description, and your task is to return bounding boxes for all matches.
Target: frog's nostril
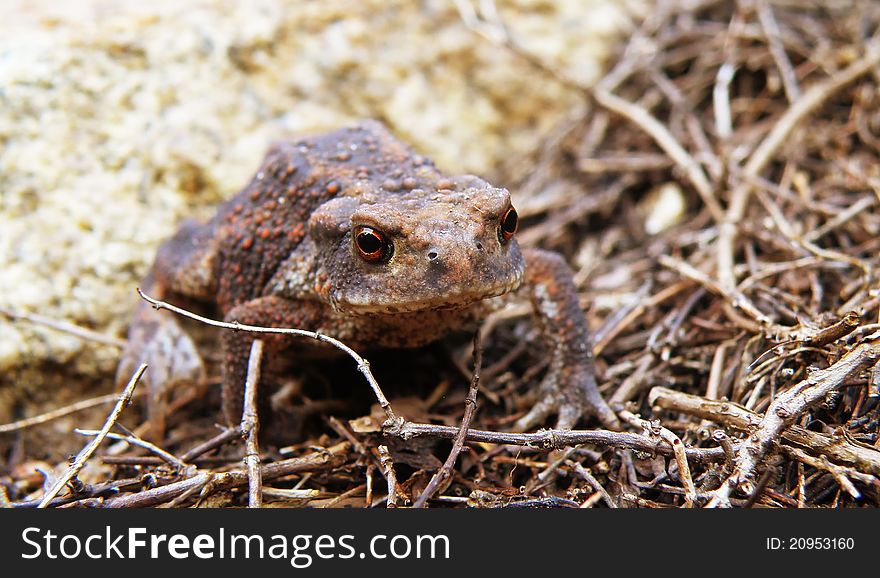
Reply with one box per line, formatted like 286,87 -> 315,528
427,250 -> 439,261
475,241 -> 485,251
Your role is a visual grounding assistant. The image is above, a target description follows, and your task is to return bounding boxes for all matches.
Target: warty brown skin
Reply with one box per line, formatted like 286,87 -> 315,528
117,121 -> 620,435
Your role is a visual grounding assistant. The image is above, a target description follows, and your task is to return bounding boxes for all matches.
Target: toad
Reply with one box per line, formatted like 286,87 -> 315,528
117,121 -> 620,436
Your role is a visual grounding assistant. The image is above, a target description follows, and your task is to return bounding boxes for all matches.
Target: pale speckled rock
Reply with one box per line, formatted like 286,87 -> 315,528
0,0 -> 644,432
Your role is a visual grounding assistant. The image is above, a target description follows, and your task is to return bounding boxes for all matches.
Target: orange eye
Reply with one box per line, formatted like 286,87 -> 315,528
354,226 -> 393,263
499,206 -> 518,243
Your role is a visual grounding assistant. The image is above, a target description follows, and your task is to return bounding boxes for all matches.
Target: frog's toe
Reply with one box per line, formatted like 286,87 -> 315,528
513,367 -> 620,432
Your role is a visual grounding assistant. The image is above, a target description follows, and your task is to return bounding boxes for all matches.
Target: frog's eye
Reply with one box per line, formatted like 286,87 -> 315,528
354,226 -> 393,263
498,206 -> 518,243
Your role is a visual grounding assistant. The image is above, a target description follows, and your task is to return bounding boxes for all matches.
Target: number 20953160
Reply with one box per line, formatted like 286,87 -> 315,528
766,537 -> 854,550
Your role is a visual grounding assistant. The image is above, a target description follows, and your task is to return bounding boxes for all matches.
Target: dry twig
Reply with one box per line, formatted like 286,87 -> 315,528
242,340 -> 264,508
649,386 -> 880,475
73,429 -> 188,470
706,338 -> 880,507
413,333 -> 483,508
618,408 -> 696,507
38,364 -> 146,508
101,442 -> 351,508
137,288 -> 399,426
376,445 -> 400,508
0,306 -> 127,348
0,391 -> 144,434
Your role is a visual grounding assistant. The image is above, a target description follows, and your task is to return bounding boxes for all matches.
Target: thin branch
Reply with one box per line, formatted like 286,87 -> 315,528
717,39 -> 880,290
0,391 -> 144,434
592,88 -> 725,222
567,460 -> 616,508
386,421 -> 728,464
137,288 -> 399,427
705,337 -> 880,507
38,364 -> 146,508
73,429 -> 188,470
320,483 -> 367,509
241,339 -> 264,508
100,442 -> 351,508
803,194 -> 877,243
801,311 -> 861,347
756,0 -> 801,103
413,332 -> 483,508
0,306 -> 127,348
779,446 -> 872,499
618,408 -> 697,507
376,445 -> 399,508
594,280 -> 693,356
649,386 -> 880,476
180,427 -> 243,462
745,43 -> 879,180
99,426 -> 241,467
658,254 -> 780,330
261,488 -> 321,502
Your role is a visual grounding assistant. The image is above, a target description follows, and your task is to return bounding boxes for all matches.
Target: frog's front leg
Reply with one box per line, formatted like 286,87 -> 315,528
220,296 -> 325,428
515,248 -> 620,431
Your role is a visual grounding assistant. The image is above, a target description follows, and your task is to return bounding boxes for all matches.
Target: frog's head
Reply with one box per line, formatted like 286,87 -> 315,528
305,175 -> 525,314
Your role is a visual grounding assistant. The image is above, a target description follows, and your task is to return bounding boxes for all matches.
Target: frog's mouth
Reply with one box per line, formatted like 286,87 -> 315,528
331,275 -> 523,315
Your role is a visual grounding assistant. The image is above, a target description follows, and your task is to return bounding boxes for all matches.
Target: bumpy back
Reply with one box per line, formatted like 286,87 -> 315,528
212,121 -> 438,309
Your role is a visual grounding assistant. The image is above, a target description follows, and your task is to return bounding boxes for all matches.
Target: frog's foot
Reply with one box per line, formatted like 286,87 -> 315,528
116,311 -> 205,439
517,247 -> 620,432
514,358 -> 620,431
